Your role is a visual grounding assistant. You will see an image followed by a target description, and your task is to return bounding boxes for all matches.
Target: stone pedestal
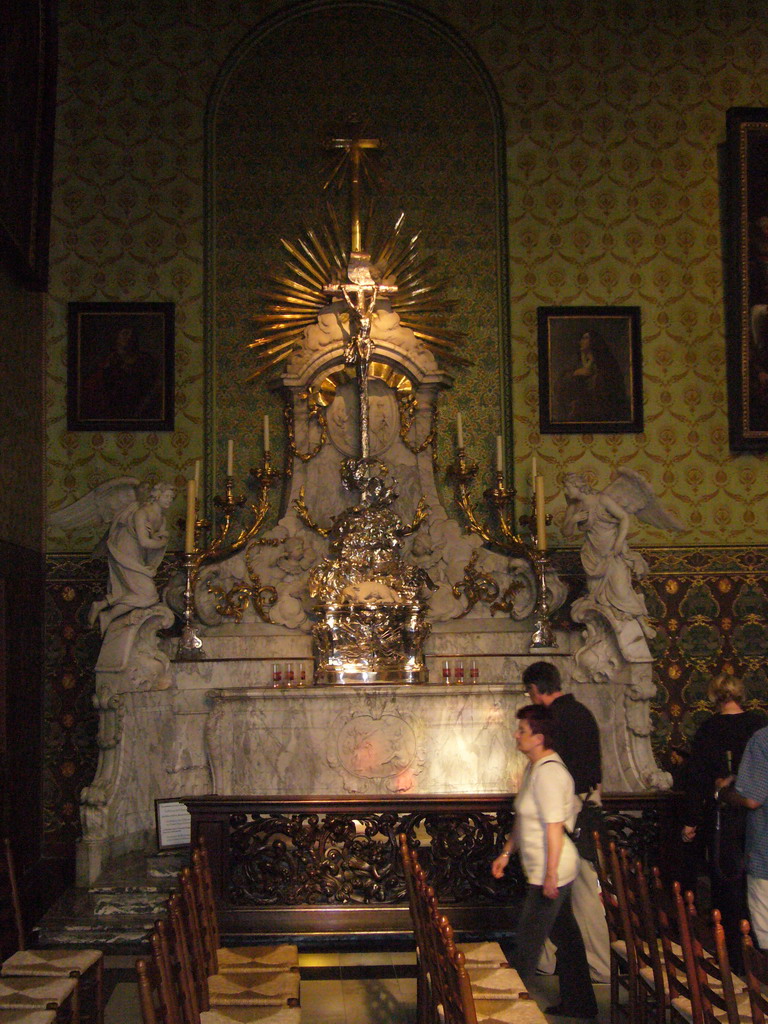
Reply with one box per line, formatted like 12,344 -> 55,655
206,683 -> 531,796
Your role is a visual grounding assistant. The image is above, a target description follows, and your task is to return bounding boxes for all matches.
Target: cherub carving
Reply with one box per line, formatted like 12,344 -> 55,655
562,468 -> 683,656
50,478 -> 176,632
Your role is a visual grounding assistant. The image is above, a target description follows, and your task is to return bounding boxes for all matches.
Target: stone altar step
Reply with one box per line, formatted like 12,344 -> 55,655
35,851 -> 188,953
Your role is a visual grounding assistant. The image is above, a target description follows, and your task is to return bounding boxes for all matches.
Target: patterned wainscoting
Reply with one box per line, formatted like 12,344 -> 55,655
42,545 -> 768,862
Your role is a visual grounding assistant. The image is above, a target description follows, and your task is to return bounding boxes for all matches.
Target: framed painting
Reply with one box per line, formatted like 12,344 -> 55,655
537,305 -> 643,434
67,302 -> 175,431
725,108 -> 768,451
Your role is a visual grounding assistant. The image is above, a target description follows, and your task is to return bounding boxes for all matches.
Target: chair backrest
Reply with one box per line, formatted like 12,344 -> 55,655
621,849 -> 667,1018
193,839 -> 221,968
190,848 -> 218,976
593,831 -> 624,948
609,842 -> 639,981
426,905 -> 476,1024
136,957 -> 162,1024
1,837 -> 26,957
684,897 -> 741,1024
135,926 -> 184,1024
167,890 -> 209,1018
177,869 -> 210,1010
741,920 -> 768,1024
653,872 -> 704,1024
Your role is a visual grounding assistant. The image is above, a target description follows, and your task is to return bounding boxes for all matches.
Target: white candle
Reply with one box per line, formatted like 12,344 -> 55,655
457,413 -> 464,449
263,415 -> 270,452
535,474 -> 547,551
226,439 -> 234,477
532,455 -> 538,482
496,435 -> 503,473
193,460 -> 201,506
185,479 -> 196,554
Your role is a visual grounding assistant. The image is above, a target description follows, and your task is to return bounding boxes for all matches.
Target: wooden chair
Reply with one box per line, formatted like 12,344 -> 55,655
399,834 -> 432,1024
191,840 -> 297,974
682,896 -> 749,1024
620,848 -> 668,1024
593,834 -> 633,1024
741,920 -> 768,1024
170,891 -> 299,1014
1,839 -> 103,1024
435,912 -> 538,1024
136,928 -> 184,1024
653,876 -> 702,1024
146,911 -> 300,1024
594,833 -> 631,1024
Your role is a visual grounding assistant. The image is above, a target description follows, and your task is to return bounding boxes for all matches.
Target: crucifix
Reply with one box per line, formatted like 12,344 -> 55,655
325,124 -> 382,253
324,125 -> 395,470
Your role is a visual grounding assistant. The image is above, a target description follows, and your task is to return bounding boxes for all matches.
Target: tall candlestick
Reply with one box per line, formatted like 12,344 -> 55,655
496,435 -> 503,473
532,455 -> 537,482
535,474 -> 547,551
226,439 -> 234,477
263,415 -> 270,452
457,413 -> 464,448
185,479 -> 196,554
194,460 -> 201,506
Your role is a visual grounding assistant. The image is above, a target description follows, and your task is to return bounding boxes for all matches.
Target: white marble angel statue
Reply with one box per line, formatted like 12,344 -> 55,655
562,469 -> 683,659
50,478 -> 176,633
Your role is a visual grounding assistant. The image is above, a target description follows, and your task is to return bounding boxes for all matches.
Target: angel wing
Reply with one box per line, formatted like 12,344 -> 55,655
603,468 -> 685,532
49,477 -> 142,534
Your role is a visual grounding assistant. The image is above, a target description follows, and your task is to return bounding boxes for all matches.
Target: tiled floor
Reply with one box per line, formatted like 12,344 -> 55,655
104,950 -> 611,1024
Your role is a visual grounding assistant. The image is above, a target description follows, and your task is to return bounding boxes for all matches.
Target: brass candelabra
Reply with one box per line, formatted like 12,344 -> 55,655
519,493 -> 557,650
448,445 -> 557,649
176,451 -> 282,659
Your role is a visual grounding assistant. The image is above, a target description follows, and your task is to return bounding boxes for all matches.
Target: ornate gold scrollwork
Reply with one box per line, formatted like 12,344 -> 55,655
398,393 -> 438,460
294,486 -> 330,537
205,539 -> 279,624
451,551 -> 500,617
284,393 -> 327,467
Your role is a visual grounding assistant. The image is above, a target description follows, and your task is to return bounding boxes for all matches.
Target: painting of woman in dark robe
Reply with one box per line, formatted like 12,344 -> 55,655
538,307 -> 642,435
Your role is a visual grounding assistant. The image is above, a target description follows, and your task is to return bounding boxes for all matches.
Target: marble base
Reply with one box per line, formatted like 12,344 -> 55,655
206,684 -> 531,796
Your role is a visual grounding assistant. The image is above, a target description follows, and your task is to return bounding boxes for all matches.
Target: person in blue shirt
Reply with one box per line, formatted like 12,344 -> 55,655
716,724 -> 768,949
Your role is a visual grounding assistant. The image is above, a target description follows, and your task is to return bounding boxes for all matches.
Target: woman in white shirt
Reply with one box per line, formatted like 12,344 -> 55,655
492,704 -> 597,1019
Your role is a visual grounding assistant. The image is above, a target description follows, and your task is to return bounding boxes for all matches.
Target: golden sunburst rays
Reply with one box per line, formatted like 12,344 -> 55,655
246,207 -> 469,381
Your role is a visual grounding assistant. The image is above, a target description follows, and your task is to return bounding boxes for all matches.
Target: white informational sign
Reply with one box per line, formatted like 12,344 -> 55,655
155,799 -> 192,850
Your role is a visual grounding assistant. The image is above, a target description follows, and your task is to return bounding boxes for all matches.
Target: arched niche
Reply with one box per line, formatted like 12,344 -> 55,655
205,0 -> 509,510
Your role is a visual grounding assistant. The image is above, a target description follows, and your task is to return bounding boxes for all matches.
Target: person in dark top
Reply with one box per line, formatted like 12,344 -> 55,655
681,673 -> 766,970
522,662 -> 609,984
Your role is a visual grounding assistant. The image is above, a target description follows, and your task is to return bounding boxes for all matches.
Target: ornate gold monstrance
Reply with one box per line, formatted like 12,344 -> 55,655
252,125 -> 458,684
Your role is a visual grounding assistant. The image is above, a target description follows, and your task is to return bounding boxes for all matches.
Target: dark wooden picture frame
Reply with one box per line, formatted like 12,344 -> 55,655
67,302 -> 175,431
0,0 -> 58,289
725,108 -> 768,451
537,305 -> 643,434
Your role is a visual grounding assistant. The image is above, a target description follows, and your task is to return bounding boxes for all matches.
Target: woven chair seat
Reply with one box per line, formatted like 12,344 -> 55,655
0,974 -> 78,1010
2,947 -> 102,977
215,945 -> 298,973
200,1006 -> 301,1024
207,968 -> 300,1007
465,964 -> 528,999
610,938 -> 627,961
474,995 -> 548,1024
0,1012 -> 57,1024
708,990 -> 753,1024
671,996 -> 695,1023
456,942 -> 507,967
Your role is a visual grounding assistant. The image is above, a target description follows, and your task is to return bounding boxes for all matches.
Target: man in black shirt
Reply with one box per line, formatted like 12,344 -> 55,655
522,661 -> 610,985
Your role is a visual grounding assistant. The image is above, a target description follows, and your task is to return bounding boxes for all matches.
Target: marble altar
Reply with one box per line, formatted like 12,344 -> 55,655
70,192 -> 678,884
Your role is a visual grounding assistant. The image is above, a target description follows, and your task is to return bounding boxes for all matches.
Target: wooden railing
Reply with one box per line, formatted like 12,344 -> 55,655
185,792 -> 682,941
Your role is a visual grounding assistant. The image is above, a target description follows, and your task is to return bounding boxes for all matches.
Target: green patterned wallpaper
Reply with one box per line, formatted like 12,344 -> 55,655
46,0 -> 767,552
